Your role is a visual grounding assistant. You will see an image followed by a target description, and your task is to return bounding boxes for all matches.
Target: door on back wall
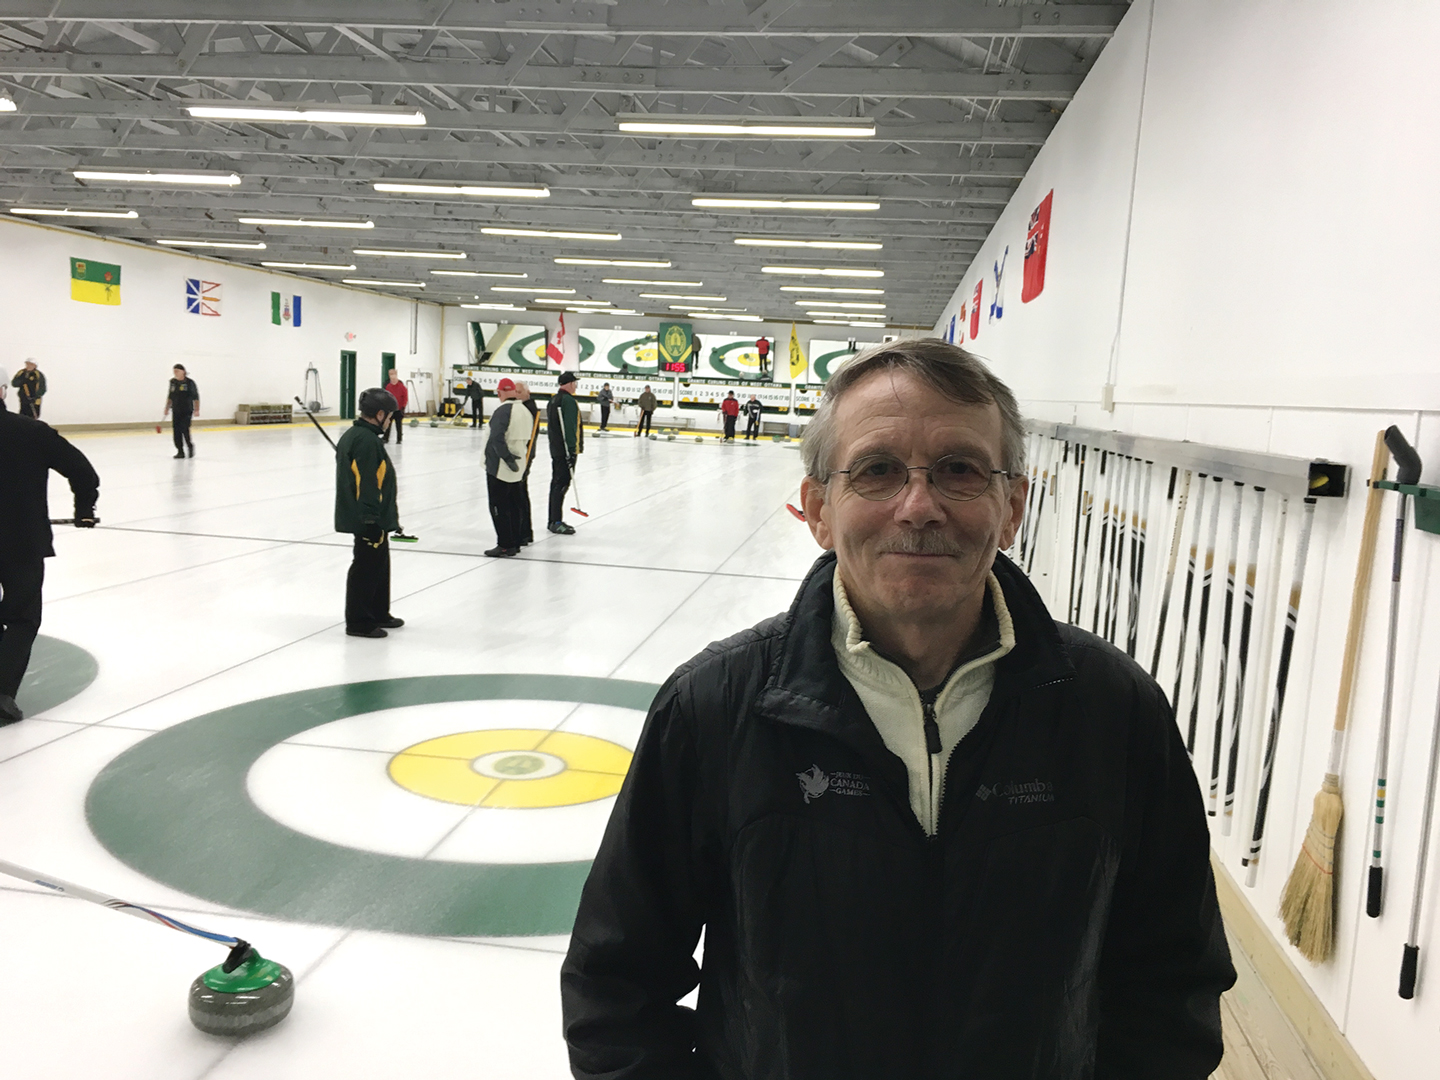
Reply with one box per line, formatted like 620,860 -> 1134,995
340,351 -> 357,420
381,352 -> 396,388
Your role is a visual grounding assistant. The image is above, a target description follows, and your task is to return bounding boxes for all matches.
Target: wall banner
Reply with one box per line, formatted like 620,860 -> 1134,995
657,321 -> 694,373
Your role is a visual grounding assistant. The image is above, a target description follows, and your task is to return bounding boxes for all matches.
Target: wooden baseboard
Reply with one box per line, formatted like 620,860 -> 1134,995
1211,856 -> 1375,1080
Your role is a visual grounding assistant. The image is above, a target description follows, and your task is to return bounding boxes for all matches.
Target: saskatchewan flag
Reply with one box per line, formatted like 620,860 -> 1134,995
71,257 -> 121,305
789,322 -> 807,380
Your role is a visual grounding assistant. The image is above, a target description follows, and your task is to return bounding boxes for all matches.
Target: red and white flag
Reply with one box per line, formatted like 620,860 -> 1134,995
547,312 -> 566,366
969,281 -> 982,339
1022,190 -> 1053,303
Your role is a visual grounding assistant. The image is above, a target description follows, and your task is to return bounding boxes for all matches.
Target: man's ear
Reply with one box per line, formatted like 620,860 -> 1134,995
999,473 -> 1029,550
800,475 -> 833,550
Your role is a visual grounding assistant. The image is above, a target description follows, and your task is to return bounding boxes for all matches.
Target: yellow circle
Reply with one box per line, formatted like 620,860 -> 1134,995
387,728 -> 632,808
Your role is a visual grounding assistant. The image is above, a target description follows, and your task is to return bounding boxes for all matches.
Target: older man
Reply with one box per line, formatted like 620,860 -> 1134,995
484,378 -> 535,557
563,339 -> 1233,1079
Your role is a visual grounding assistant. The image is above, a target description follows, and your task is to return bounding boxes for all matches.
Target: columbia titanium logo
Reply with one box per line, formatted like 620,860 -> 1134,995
976,779 -> 1056,805
796,765 -> 871,804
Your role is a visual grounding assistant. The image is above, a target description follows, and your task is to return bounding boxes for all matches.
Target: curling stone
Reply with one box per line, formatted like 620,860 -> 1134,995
694,437 -> 703,443
647,434 -> 657,440
429,418 -> 439,428
666,433 -> 676,441
188,940 -> 294,1036
409,418 -> 418,427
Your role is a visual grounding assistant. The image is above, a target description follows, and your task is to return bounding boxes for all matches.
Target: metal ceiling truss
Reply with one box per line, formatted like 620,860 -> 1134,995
0,0 -> 1123,327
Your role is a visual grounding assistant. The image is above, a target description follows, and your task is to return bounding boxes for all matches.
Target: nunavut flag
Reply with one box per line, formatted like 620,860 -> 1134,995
789,323 -> 808,380
71,257 -> 121,305
1022,190 -> 1053,303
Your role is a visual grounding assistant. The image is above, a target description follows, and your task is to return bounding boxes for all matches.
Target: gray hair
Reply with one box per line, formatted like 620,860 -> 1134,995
801,337 -> 1026,481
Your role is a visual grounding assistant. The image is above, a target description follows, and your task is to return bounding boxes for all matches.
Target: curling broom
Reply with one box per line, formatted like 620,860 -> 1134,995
1278,431 -> 1389,961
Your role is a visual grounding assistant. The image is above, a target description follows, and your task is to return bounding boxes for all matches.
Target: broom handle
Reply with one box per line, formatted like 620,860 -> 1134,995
1324,431 -> 1392,777
0,858 -> 239,947
1401,667 -> 1440,998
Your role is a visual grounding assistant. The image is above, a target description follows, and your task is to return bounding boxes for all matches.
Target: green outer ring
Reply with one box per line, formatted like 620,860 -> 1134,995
606,334 -> 658,374
812,347 -> 854,383
506,331 -> 548,370
709,341 -> 763,381
86,674 -> 660,938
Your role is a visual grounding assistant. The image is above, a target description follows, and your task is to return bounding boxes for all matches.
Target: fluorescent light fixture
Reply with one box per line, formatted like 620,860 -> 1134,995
238,216 -> 374,229
692,196 -> 880,211
602,278 -> 703,287
669,305 -> 747,312
74,169 -> 241,187
482,227 -> 621,241
343,278 -> 426,288
639,293 -> 727,302
9,207 -> 138,219
373,181 -> 549,199
762,265 -> 885,278
570,307 -> 637,315
188,104 -> 426,126
354,248 -> 465,259
555,257 -> 670,268
0,96 -> 15,113
431,269 -> 527,279
261,261 -> 357,270
779,285 -> 885,295
736,237 -> 882,251
687,312 -> 763,322
797,301 -> 886,310
618,115 -> 874,138
848,320 -> 887,327
490,286 -> 575,295
533,296 -> 608,306
157,238 -> 266,249
460,302 -> 525,311
806,311 -> 888,319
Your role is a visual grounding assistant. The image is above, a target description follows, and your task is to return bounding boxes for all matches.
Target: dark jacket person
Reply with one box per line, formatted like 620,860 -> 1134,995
334,388 -> 403,638
0,392 -> 99,722
545,372 -> 583,534
562,339 -> 1233,1079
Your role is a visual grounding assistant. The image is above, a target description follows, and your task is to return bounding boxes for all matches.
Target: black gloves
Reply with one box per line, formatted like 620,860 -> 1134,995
362,522 -> 385,546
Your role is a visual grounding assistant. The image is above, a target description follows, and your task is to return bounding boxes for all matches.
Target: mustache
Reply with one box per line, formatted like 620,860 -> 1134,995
876,531 -> 969,557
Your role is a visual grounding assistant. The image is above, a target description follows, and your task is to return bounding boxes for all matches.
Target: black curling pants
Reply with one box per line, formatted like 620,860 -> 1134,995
599,403 -> 610,430
0,558 -> 44,699
487,474 -> 525,550
548,456 -> 572,524
723,414 -> 737,440
635,410 -> 653,437
345,534 -> 391,632
745,413 -> 761,439
384,409 -> 405,443
172,411 -> 193,453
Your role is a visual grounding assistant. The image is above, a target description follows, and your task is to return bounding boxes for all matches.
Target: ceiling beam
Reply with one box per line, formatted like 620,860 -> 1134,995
0,4 -> 1129,38
0,52 -> 1085,99
0,98 -> 1057,145
0,127 -> 1035,179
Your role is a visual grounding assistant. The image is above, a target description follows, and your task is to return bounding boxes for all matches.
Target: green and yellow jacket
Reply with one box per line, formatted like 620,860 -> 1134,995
334,418 -> 399,534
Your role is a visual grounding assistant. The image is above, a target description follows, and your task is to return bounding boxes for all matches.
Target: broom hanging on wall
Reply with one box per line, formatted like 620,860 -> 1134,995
1278,431 -> 1390,962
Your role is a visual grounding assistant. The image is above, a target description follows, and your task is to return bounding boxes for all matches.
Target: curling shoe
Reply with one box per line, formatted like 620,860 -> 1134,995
483,546 -> 518,557
548,521 -> 576,535
345,627 -> 388,638
0,694 -> 22,725
173,452 -> 186,459
378,617 -> 405,629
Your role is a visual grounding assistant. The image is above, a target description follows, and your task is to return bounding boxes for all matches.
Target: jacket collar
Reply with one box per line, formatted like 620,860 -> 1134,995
352,417 -> 383,435
755,549 -> 1075,741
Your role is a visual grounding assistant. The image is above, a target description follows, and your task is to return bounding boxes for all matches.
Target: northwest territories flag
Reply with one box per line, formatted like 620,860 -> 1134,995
788,323 -> 808,380
185,278 -> 222,316
270,291 -> 302,326
70,257 -> 121,305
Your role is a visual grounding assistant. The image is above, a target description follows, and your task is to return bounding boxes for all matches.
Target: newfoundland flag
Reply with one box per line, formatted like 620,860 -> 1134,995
1022,190 -> 1053,303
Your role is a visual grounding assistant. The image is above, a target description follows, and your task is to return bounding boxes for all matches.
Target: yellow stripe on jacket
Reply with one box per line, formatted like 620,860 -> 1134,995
351,460 -> 361,499
377,460 -> 387,501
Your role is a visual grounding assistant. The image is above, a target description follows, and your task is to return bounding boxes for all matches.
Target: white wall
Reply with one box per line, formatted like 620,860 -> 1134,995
935,3 -> 1440,1076
0,217 -> 443,425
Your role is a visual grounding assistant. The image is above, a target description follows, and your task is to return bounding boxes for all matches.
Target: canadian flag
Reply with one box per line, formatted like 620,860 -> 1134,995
969,281 -> 982,339
1022,190 -> 1053,303
547,313 -> 566,366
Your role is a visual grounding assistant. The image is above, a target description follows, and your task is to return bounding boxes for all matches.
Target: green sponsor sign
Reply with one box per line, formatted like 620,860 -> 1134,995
657,321 -> 693,373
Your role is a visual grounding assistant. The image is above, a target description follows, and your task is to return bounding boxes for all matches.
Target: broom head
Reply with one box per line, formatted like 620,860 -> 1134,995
1279,774 -> 1343,963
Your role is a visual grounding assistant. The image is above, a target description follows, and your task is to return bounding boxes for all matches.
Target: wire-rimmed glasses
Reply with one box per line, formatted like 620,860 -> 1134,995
831,453 -> 1011,502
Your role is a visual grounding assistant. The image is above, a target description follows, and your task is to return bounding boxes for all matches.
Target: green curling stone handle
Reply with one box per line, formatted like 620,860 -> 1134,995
203,946 -> 287,993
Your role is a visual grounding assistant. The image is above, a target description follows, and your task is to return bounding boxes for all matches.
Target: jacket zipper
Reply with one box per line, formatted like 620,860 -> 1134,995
921,689 -> 942,835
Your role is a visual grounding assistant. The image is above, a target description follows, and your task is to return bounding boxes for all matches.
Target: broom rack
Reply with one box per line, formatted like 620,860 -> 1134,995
1023,420 -> 1351,501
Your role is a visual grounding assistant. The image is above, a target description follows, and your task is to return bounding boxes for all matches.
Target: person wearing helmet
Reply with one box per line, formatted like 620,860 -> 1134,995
335,387 -> 405,638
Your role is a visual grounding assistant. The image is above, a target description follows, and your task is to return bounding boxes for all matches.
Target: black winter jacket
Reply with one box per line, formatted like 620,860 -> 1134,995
0,403 -> 100,561
562,551 -> 1233,1080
